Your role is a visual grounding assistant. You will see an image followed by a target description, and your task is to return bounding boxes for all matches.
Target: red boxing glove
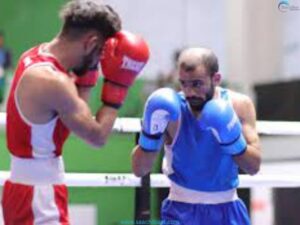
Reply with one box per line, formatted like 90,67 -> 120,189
100,31 -> 150,108
75,65 -> 100,87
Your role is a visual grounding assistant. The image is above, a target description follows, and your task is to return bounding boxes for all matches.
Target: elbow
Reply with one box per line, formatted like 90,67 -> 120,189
251,155 -> 262,175
246,160 -> 261,175
247,166 -> 260,175
82,124 -> 113,148
131,146 -> 154,177
87,135 -> 107,148
76,129 -> 105,148
90,141 -> 105,148
88,128 -> 111,148
131,156 -> 150,177
132,163 -> 149,177
239,146 -> 262,175
133,169 -> 147,177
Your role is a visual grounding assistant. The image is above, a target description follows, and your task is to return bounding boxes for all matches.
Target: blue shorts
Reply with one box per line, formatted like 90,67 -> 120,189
161,198 -> 250,225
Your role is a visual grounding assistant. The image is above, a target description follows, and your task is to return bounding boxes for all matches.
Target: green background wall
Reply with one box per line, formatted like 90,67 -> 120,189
0,0 -> 64,66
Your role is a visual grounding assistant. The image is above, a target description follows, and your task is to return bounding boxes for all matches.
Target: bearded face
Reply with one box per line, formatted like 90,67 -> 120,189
179,63 -> 219,113
72,45 -> 100,76
185,80 -> 215,111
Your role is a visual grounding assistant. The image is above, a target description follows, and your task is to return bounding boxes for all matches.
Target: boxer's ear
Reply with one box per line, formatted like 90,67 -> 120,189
212,73 -> 221,85
83,31 -> 100,54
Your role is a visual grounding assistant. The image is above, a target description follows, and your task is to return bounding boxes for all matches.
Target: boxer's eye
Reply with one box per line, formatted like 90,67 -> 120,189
179,80 -> 204,88
191,80 -> 203,88
179,80 -> 187,87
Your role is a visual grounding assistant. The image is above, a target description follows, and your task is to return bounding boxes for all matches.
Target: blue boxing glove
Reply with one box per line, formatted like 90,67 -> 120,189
199,99 -> 247,155
139,88 -> 181,152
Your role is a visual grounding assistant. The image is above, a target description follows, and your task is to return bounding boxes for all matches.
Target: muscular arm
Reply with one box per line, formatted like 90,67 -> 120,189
131,88 -> 181,177
233,95 -> 261,175
131,120 -> 178,177
76,86 -> 93,103
53,76 -> 117,147
21,67 -> 117,148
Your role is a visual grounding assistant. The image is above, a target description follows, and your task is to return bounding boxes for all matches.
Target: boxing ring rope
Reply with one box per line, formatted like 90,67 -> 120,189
1,171 -> 300,188
1,112 -> 300,187
112,117 -> 300,136
2,112 -> 300,134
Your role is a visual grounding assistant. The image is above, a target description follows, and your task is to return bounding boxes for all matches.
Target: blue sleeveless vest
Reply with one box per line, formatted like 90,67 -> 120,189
167,88 -> 239,191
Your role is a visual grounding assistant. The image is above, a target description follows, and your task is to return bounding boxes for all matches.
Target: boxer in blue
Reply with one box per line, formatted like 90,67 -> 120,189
131,47 -> 261,225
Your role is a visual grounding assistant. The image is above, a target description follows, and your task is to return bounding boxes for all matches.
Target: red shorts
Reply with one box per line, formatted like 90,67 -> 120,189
2,180 -> 70,225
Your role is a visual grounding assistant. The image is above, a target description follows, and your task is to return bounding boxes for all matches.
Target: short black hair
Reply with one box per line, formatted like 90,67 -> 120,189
178,48 -> 219,76
59,0 -> 121,40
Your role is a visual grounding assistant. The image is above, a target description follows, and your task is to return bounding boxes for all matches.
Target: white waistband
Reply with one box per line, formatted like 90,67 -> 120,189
168,181 -> 238,204
10,155 -> 65,185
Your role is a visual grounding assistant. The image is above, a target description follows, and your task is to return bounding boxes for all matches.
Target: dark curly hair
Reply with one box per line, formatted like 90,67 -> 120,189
59,0 -> 121,40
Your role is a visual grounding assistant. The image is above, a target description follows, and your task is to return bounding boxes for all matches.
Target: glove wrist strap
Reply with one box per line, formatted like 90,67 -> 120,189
139,131 -> 163,152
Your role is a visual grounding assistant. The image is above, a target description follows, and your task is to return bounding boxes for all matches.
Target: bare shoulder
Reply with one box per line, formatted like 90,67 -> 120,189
23,66 -> 75,94
23,66 -> 73,87
227,89 -> 255,120
13,66 -> 78,122
20,66 -> 77,110
227,89 -> 253,105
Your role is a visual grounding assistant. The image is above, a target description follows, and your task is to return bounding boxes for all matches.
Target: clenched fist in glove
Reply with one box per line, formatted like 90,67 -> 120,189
100,31 -> 150,109
75,64 -> 100,87
199,99 -> 247,156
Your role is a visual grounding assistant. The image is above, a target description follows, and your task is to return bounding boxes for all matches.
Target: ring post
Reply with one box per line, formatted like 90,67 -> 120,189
134,132 -> 151,224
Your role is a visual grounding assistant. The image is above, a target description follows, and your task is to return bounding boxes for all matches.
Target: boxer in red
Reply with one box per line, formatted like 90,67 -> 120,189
2,0 -> 149,224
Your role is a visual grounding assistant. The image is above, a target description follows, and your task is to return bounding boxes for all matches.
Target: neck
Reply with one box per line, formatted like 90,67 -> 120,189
44,37 -> 75,71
